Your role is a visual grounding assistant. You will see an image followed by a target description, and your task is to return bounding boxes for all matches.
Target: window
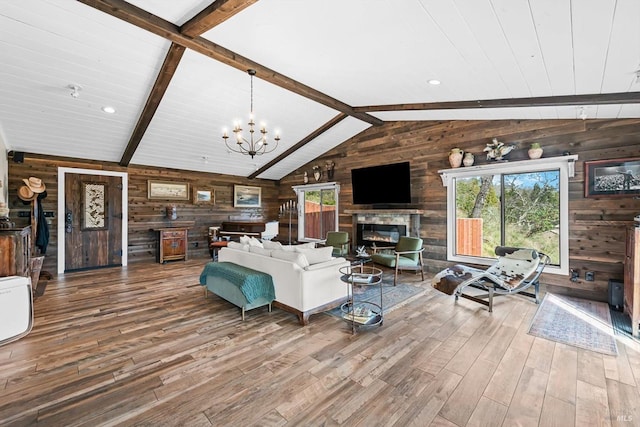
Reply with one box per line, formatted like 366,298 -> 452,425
439,156 -> 577,275
292,182 -> 340,242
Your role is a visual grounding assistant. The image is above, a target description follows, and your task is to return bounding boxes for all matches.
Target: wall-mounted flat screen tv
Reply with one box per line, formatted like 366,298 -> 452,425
351,161 -> 411,205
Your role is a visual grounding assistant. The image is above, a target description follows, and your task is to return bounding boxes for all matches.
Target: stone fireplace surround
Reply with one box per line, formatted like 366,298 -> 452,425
345,209 -> 424,249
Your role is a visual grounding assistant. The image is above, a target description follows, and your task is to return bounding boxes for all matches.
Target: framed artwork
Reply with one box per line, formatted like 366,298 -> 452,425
147,180 -> 190,200
234,185 -> 261,207
83,182 -> 107,230
194,189 -> 214,204
584,157 -> 640,198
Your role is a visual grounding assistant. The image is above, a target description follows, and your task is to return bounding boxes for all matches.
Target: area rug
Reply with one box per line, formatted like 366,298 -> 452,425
325,275 -> 427,320
528,293 -> 618,355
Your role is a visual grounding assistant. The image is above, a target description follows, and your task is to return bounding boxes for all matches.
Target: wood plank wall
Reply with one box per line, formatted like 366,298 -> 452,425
278,119 -> 640,301
6,154 -> 279,273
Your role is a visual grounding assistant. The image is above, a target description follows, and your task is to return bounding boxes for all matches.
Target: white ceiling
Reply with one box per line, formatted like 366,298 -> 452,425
1,0 -> 639,180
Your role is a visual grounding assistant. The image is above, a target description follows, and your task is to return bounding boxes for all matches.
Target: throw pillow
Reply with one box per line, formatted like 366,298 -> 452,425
227,241 -> 249,251
271,249 -> 310,268
249,246 -> 272,257
248,237 -> 264,248
295,242 -> 316,250
262,240 -> 283,251
295,246 -> 333,265
239,235 -> 251,245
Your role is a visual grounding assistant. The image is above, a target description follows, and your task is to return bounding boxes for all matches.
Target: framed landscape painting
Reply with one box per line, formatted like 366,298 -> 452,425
147,180 -> 190,200
194,189 -> 214,204
584,157 -> 640,198
234,185 -> 261,207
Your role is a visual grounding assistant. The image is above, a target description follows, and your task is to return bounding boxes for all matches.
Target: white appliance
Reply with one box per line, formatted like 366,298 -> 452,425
0,276 -> 33,346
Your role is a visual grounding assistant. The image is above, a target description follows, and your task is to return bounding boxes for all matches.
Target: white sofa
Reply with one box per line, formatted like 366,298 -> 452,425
217,240 -> 350,325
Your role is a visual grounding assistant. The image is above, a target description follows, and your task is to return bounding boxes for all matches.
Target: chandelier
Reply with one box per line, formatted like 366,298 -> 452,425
222,69 -> 280,158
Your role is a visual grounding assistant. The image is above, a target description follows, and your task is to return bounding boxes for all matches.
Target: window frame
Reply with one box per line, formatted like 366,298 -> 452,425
292,182 -> 340,243
438,155 -> 578,276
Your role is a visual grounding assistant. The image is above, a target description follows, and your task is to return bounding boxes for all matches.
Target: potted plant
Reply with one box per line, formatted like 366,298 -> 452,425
528,142 -> 543,159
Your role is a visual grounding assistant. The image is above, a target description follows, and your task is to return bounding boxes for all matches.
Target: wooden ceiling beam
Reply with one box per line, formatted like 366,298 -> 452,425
119,43 -> 185,166
77,0 -> 383,126
249,113 -> 349,179
180,0 -> 259,37
355,92 -> 640,113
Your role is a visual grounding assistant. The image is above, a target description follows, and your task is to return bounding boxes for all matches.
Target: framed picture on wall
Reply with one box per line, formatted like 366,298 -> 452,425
82,182 -> 108,230
194,189 -> 214,204
233,185 -> 261,207
147,180 -> 190,200
584,157 -> 640,198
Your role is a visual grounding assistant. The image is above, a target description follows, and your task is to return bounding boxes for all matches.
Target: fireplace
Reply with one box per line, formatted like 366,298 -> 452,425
346,209 -> 424,250
357,224 -> 407,246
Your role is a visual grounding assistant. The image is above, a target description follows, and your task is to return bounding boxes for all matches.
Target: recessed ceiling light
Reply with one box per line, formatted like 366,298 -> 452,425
101,106 -> 116,114
428,79 -> 441,85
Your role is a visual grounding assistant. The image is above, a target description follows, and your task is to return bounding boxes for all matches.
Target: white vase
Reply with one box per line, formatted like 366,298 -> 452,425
449,149 -> 463,168
463,152 -> 475,167
528,147 -> 543,159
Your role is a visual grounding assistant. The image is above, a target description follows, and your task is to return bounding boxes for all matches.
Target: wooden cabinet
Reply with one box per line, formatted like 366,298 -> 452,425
0,226 -> 31,277
624,226 -> 640,337
156,228 -> 188,263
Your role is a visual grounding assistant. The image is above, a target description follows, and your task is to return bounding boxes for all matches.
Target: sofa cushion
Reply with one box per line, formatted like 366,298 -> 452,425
271,249 -> 310,268
249,246 -> 272,257
248,237 -> 264,248
227,241 -> 249,251
262,240 -> 283,251
296,246 -> 333,265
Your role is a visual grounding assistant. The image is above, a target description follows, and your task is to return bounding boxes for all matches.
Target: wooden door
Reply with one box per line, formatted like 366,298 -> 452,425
65,173 -> 122,271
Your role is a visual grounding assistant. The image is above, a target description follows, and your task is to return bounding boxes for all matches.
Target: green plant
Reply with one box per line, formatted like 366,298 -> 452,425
530,142 -> 541,149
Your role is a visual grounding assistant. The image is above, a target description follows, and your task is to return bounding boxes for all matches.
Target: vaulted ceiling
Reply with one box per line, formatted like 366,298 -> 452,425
1,0 -> 639,180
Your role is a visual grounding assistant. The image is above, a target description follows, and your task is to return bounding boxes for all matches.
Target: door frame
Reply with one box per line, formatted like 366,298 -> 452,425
57,167 -> 128,274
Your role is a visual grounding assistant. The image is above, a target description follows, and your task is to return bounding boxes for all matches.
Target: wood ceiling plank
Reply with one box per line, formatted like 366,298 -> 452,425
355,92 -> 640,113
120,42 -> 186,166
249,113 -> 348,179
180,0 -> 259,37
76,0 -> 383,126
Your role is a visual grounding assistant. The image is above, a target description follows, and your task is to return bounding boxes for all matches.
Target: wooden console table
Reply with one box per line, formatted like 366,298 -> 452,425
155,227 -> 189,263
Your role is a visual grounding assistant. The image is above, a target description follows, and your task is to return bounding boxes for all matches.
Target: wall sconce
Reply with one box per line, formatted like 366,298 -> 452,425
325,161 -> 335,180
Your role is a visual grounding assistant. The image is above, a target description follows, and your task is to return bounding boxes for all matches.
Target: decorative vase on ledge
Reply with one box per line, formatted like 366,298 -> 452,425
528,143 -> 543,159
449,148 -> 463,168
463,152 -> 475,167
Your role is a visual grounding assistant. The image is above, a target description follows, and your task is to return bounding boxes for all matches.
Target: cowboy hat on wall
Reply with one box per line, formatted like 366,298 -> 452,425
18,176 -> 46,202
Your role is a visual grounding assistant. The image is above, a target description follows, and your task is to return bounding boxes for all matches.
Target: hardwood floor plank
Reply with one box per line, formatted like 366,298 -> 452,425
605,378 -> 640,425
538,395 -> 576,427
466,395 -> 508,427
546,343 -> 578,405
502,366 -> 548,427
576,379 -> 612,427
0,258 -> 638,426
438,358 -> 498,426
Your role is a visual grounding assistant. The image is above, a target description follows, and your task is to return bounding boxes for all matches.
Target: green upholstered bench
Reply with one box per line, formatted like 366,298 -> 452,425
199,261 -> 275,320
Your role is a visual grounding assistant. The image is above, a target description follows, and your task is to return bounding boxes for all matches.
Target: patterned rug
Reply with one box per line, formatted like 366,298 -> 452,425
528,293 -> 618,355
325,273 -> 427,320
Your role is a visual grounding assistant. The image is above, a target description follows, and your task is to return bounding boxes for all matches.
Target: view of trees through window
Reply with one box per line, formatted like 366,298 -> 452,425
302,188 -> 337,240
455,170 -> 560,265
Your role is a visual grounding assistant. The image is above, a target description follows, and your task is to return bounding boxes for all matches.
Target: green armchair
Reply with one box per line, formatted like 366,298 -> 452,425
323,231 -> 350,257
371,236 -> 424,285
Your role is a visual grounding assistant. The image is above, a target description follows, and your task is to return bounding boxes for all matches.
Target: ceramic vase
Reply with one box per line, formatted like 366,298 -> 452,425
449,148 -> 463,168
528,146 -> 543,159
463,152 -> 475,167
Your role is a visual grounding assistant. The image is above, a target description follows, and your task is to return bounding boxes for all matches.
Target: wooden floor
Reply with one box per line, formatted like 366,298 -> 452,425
1,258 -> 639,426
